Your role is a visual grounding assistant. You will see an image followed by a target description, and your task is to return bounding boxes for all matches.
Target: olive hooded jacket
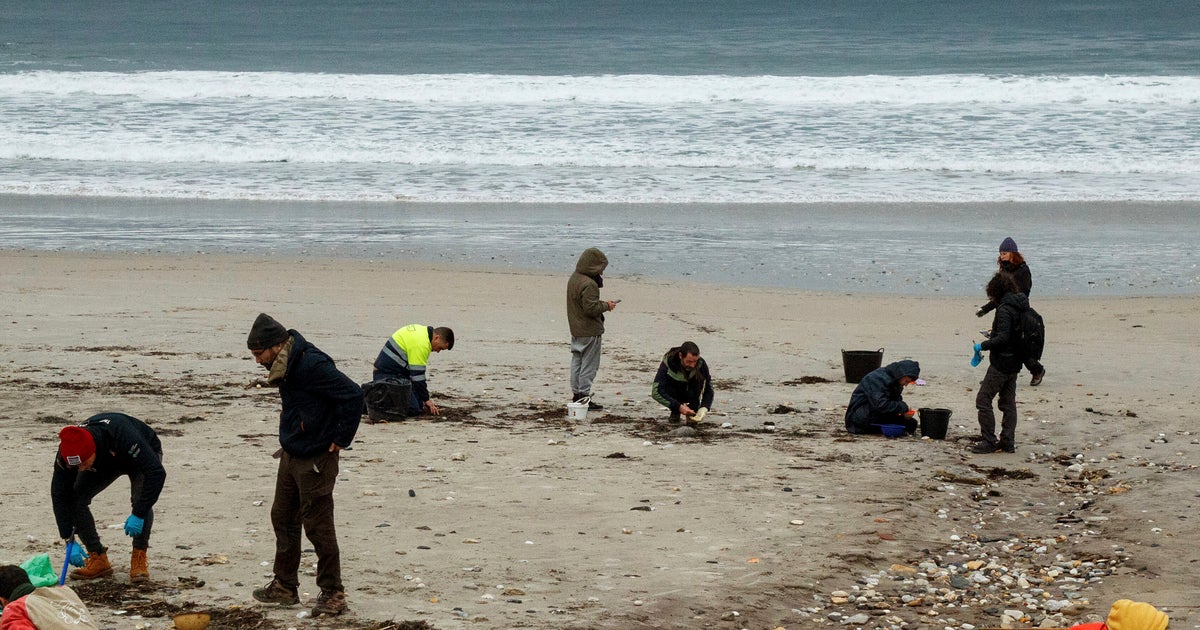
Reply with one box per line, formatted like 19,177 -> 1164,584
566,248 -> 609,338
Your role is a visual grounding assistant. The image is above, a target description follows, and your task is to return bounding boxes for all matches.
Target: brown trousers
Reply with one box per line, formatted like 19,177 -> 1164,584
270,450 -> 342,593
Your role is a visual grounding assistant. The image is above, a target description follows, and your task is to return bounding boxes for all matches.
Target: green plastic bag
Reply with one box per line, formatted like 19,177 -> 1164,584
19,553 -> 59,588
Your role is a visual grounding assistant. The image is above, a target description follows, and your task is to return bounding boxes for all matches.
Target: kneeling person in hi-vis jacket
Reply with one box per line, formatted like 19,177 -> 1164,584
369,324 -> 454,418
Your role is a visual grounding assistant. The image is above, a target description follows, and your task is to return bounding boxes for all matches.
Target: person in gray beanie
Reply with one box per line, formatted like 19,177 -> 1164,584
246,313 -> 362,617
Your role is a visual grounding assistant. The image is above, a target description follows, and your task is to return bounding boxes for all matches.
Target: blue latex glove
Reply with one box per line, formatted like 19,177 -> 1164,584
67,540 -> 88,567
124,514 -> 145,537
973,342 -> 983,353
970,347 -> 983,367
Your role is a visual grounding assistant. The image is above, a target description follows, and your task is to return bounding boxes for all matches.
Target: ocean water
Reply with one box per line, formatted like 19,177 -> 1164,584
1,1 -> 1198,293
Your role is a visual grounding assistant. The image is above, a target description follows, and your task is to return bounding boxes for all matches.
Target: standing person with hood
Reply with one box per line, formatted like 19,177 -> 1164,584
976,236 -> 1045,386
843,360 -> 921,435
970,273 -> 1028,454
246,313 -> 363,617
0,564 -> 97,630
651,341 -> 714,423
566,247 -> 617,410
51,412 -> 165,584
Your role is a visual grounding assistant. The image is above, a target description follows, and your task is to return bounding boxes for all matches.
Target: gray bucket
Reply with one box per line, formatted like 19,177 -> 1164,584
841,348 -> 884,383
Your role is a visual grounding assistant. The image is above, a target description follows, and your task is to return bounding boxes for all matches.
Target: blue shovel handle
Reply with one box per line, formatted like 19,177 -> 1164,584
59,539 -> 75,586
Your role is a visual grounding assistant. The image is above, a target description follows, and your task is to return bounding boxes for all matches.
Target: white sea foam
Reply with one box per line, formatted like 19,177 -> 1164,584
1,70 -> 1198,202
3,71 -> 1199,104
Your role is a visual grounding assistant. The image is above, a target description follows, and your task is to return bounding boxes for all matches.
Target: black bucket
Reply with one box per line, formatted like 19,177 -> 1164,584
362,379 -> 413,423
841,348 -> 884,383
918,408 -> 952,440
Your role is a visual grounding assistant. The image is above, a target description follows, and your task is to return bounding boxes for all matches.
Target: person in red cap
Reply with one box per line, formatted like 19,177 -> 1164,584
51,412 -> 165,584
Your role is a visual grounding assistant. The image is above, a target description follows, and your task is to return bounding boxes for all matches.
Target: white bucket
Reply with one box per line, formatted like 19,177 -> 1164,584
566,400 -> 589,422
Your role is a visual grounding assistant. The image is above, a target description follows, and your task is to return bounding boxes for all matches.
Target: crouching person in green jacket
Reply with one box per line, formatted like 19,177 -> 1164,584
651,341 -> 714,424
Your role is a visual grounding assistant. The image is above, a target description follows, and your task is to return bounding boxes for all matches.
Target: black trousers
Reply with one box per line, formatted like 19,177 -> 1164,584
976,365 -> 1019,448
271,450 -> 342,593
71,453 -> 161,553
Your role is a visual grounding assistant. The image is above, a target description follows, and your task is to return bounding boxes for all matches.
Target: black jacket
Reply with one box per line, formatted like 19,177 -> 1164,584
51,412 -> 165,539
979,261 -> 1032,316
1003,261 -> 1032,295
844,360 -> 920,431
276,330 -> 363,457
980,291 -> 1028,374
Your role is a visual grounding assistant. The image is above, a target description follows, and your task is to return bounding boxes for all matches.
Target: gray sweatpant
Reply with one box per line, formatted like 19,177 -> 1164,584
569,335 -> 602,396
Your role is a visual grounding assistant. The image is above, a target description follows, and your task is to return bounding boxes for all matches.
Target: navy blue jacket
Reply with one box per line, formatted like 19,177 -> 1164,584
51,412 -> 165,539
844,360 -> 921,432
276,330 -> 363,457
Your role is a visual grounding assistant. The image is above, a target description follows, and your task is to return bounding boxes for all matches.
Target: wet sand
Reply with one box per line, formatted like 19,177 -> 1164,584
0,250 -> 1197,629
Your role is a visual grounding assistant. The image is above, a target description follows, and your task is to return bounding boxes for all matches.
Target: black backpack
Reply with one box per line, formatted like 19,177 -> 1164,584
1016,306 -> 1045,362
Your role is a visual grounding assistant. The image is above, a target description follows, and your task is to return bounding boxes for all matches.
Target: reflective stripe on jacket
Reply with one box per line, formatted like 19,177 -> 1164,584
373,324 -> 433,402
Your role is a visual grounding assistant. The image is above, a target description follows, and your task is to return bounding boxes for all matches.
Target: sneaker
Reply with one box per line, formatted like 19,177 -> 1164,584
1030,369 -> 1045,387
69,551 -> 113,580
130,549 -> 150,584
252,579 -> 300,606
587,400 -> 603,411
970,441 -> 998,454
311,590 -> 347,616
998,443 -> 1017,453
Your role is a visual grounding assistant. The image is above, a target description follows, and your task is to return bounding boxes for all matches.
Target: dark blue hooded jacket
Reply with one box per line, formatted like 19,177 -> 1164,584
276,330 -> 363,457
844,360 -> 921,433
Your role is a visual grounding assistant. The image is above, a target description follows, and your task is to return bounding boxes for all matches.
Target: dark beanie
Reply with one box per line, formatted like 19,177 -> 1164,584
247,313 -> 289,350
999,237 -> 1019,253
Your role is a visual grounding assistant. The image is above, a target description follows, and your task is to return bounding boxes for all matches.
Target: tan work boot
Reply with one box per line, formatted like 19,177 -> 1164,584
130,549 -> 149,583
310,590 -> 347,616
69,551 -> 113,580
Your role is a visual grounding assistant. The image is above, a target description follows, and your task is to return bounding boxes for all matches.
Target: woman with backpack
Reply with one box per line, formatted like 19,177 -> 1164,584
971,272 -> 1029,454
976,236 -> 1046,386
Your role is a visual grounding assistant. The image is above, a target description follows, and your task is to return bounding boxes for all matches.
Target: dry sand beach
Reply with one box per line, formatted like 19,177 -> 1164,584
1,250 -> 1197,630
